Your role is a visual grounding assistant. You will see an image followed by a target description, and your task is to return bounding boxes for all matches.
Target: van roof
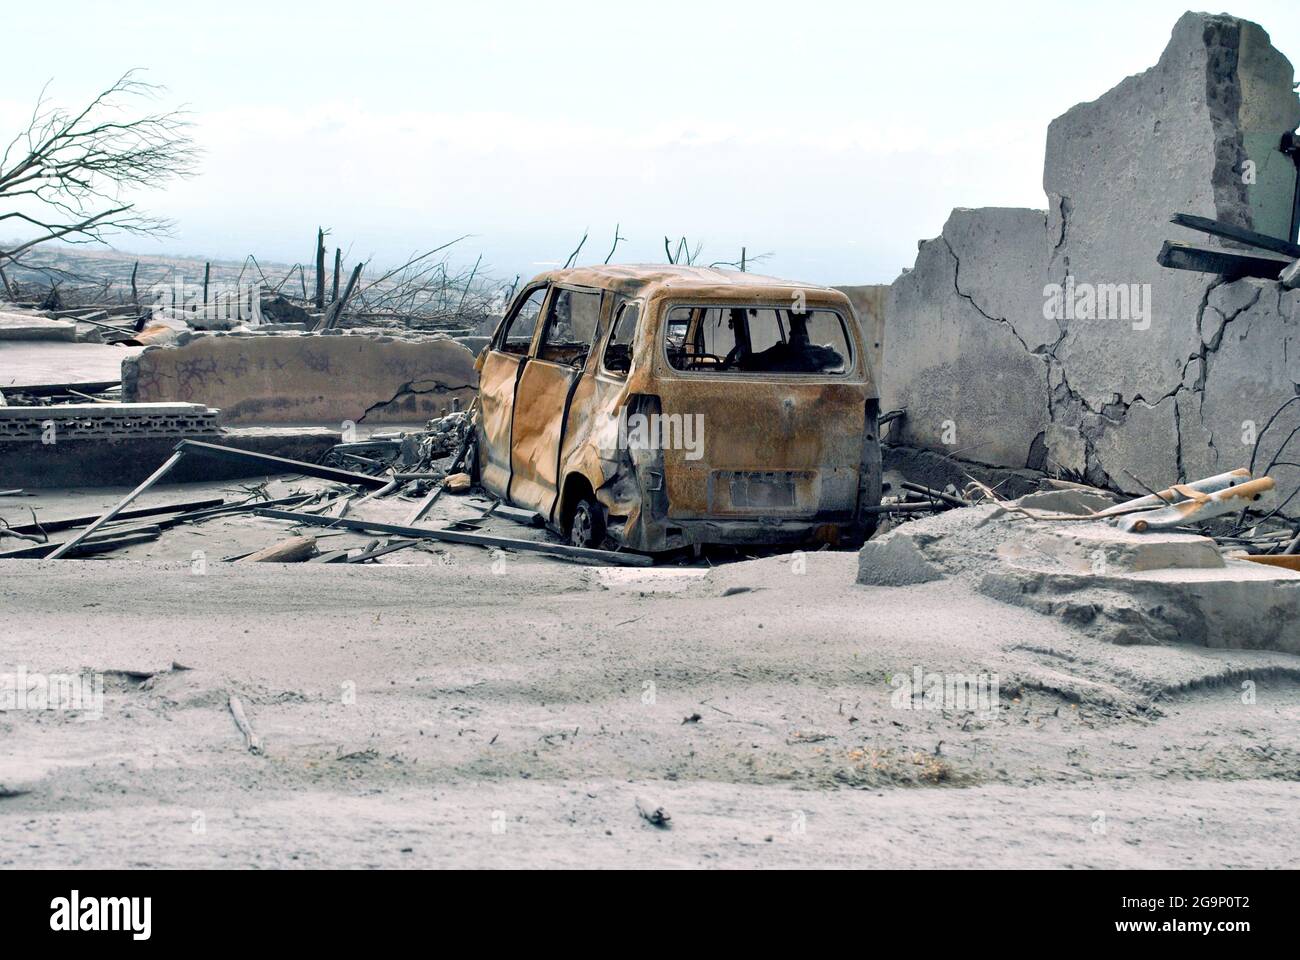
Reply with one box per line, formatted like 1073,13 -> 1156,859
529,264 -> 845,301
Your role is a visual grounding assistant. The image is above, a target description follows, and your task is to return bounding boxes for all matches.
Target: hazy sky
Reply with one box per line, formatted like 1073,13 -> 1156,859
2,1 -> 1298,286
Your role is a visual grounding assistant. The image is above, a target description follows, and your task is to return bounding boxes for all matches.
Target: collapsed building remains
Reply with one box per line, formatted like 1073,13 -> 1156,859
882,12 -> 1300,512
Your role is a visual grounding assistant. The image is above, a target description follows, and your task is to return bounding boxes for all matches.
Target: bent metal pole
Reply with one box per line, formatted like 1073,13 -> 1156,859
46,450 -> 187,559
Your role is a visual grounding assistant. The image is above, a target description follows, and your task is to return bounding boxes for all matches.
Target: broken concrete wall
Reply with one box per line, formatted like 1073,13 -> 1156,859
834,284 -> 887,380
123,330 -> 479,426
882,12 -> 1300,502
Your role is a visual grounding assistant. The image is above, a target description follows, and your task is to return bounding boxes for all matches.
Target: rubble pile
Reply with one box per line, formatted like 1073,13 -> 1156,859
859,472 -> 1300,653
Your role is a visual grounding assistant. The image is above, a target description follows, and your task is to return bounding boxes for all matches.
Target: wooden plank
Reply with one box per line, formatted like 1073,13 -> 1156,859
309,549 -> 353,563
169,493 -> 314,524
1171,213 -> 1300,259
1158,240 -> 1292,279
1232,553 -> 1300,571
1,525 -> 163,559
253,508 -> 655,567
4,497 -> 224,536
235,535 -> 318,563
405,481 -> 445,524
228,695 -> 263,755
347,540 -> 419,563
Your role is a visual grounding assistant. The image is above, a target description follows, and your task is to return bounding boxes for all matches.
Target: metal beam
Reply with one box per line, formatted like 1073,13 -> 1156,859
47,451 -> 187,559
253,508 -> 654,567
175,440 -> 390,490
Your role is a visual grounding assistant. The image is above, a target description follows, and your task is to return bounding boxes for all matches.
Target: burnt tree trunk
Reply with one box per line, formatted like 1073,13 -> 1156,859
314,228 -> 326,309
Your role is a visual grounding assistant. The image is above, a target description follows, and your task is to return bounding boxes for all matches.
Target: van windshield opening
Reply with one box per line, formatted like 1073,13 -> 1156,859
664,305 -> 851,375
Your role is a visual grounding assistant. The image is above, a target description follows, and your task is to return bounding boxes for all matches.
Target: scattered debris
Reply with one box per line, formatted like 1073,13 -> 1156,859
859,479 -> 1300,652
2,497 -> 223,537
227,695 -> 264,755
236,535 -> 318,563
635,798 -> 671,829
1117,477 -> 1274,532
253,508 -> 655,567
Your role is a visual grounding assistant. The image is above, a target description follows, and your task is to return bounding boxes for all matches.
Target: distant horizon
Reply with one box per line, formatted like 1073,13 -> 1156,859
2,0 -> 1298,288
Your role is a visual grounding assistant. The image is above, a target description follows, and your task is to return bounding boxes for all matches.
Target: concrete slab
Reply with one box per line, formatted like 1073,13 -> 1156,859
860,504 -> 1300,653
0,313 -> 76,342
0,340 -> 141,390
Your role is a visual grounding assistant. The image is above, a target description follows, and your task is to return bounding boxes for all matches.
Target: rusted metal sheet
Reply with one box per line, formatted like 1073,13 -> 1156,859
474,265 -> 881,552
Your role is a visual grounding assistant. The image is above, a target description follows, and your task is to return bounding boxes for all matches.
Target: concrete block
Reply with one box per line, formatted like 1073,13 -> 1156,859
857,528 -> 945,586
1043,423 -> 1087,477
1091,396 -> 1182,494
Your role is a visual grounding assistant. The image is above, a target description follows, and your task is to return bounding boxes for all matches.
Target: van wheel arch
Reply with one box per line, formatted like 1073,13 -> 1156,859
560,473 -> 607,548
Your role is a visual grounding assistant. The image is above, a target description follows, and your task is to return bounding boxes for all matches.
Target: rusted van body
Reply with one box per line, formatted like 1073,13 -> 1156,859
474,265 -> 882,553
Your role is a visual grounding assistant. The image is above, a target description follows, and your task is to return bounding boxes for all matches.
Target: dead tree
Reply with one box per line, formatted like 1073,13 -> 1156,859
314,228 -> 326,309
563,231 -> 588,269
320,263 -> 363,330
0,71 -> 196,273
604,224 -> 625,264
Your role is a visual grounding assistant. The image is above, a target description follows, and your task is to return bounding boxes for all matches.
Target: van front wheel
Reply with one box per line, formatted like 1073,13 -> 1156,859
568,497 -> 606,549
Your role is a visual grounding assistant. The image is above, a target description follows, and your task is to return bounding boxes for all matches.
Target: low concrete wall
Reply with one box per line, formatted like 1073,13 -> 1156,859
123,330 -> 479,426
0,427 -> 341,489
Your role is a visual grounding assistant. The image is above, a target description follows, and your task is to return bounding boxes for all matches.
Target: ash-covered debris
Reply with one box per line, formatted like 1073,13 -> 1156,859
859,471 -> 1300,653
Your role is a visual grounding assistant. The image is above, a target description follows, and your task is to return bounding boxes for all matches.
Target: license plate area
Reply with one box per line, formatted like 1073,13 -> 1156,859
707,470 -> 818,515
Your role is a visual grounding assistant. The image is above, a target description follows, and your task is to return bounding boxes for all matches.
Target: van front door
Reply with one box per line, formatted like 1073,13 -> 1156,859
477,285 -> 547,499
508,286 -> 604,520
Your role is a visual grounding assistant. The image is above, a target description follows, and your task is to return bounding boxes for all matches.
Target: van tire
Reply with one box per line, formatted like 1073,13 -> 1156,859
568,496 -> 606,549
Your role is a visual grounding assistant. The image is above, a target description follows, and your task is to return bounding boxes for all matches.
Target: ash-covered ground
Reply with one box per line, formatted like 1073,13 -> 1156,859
2,488 -> 1298,868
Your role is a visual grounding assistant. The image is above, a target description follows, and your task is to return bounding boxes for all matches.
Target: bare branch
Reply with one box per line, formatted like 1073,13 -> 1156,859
0,70 -> 197,267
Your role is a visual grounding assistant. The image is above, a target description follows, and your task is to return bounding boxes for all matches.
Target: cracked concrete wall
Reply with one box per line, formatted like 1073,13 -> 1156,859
882,11 -> 1300,502
887,210 -> 1053,468
123,330 -> 479,426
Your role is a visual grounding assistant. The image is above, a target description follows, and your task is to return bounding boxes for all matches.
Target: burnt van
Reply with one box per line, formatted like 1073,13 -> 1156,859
474,265 -> 882,554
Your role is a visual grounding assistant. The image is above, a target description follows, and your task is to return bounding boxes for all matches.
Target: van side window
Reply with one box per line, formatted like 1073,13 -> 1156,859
538,289 -> 602,365
602,302 -> 640,375
499,287 -> 547,356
